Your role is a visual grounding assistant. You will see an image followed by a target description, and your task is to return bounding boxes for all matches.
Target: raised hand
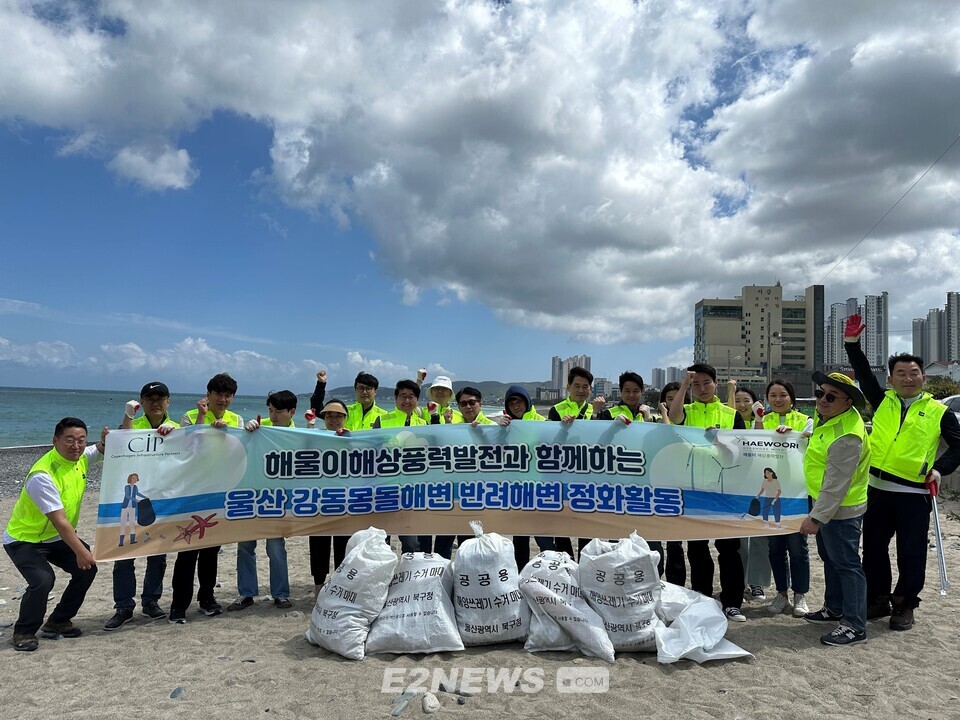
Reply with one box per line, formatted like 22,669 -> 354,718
844,313 -> 866,343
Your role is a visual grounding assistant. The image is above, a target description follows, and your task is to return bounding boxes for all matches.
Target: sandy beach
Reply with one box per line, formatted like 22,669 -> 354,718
1,447 -> 959,719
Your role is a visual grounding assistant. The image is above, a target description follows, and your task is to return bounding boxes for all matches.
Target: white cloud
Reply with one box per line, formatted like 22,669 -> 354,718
108,144 -> 198,190
3,0 -> 960,341
0,336 -> 79,368
657,346 -> 694,369
346,350 -> 411,381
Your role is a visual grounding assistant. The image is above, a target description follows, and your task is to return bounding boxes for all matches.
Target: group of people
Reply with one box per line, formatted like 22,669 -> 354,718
4,313 -> 957,652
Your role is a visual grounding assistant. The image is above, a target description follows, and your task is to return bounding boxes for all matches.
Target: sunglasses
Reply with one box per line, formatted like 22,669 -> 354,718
814,388 -> 846,403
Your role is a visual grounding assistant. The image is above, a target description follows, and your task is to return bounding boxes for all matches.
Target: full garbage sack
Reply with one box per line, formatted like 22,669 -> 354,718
305,527 -> 397,660
453,528 -> 529,645
519,550 -> 615,663
366,552 -> 465,655
579,533 -> 664,652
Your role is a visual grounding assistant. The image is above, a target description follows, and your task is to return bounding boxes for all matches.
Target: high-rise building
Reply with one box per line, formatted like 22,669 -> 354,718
694,283 -> 825,382
551,354 -> 592,389
863,292 -> 889,367
946,292 -> 960,361
594,377 -> 613,397
666,367 -> 685,383
911,291 -> 960,363
650,367 -> 666,389
913,318 -> 927,359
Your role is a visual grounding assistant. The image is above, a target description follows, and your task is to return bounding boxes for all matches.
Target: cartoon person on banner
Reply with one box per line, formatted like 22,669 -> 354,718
119,474 -> 147,547
757,467 -> 783,529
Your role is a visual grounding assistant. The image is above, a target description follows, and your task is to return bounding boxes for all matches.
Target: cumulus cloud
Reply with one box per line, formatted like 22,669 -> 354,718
3,0 -> 960,339
0,336 -> 79,368
346,350 -> 412,381
108,144 -> 198,190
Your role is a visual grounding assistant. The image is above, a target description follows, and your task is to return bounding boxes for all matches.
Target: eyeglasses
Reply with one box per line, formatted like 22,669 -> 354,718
355,385 -> 376,393
458,399 -> 479,408
396,394 -> 418,401
814,388 -> 846,403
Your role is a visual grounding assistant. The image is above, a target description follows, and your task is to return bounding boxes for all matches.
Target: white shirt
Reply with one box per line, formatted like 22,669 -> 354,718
3,445 -> 102,544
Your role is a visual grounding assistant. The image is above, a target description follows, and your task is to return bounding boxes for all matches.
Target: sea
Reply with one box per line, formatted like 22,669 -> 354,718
0,386 -> 504,448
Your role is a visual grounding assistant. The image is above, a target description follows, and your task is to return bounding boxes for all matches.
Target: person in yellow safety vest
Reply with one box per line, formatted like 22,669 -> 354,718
669,363 -> 748,623
548,366 -> 595,559
169,373 -> 245,624
4,417 -> 108,652
548,366 -> 595,423
419,375 -> 464,424
495,385 -> 546,425
455,387 -> 494,426
650,381 -> 689,586
799,371 -> 871,647
491,385 -> 554,568
229,390 -> 296,614
432,386 -> 495,560
843,314 -> 960,631
755,378 -> 813,620
104,381 -> 179,633
344,371 -> 388,431
371,380 -> 429,554
593,371 -> 652,423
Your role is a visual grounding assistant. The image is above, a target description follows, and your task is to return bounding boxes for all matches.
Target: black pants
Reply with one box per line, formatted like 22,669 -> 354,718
688,538 -> 743,609
5,539 -> 97,635
863,486 -> 931,610
309,536 -> 349,585
171,546 -> 220,612
554,537 -> 591,561
649,541 -> 687,585
514,536 -> 556,570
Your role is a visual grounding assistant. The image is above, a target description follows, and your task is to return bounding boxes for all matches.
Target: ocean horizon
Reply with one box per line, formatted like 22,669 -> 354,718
0,386 -> 505,448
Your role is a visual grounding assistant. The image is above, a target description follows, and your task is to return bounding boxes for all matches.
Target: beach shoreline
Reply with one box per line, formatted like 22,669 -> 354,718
1,447 -> 960,719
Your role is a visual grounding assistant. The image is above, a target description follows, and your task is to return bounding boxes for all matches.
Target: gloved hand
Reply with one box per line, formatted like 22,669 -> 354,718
427,401 -> 438,414
926,470 -> 941,497
616,415 -> 632,425
124,400 -> 141,419
844,313 -> 866,343
418,368 -> 427,382
304,409 -> 317,428
752,401 -> 765,419
245,415 -> 261,432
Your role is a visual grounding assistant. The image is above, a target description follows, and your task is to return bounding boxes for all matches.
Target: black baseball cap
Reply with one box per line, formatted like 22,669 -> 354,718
140,381 -> 170,398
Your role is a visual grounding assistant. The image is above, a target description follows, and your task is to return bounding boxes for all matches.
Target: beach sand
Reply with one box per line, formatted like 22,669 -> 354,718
1,449 -> 960,719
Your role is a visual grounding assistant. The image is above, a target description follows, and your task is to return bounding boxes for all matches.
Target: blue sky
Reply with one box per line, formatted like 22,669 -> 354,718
2,1 -> 959,394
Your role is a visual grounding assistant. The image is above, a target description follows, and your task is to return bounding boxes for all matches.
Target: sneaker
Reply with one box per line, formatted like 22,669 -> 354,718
12,633 -> 39,652
141,602 -> 167,620
766,593 -> 790,615
274,597 -> 292,609
749,585 -> 766,601
168,610 -> 187,625
804,607 -> 842,623
792,593 -> 810,617
820,624 -> 866,646
39,620 -> 82,638
198,599 -> 223,616
724,607 -> 747,623
227,596 -> 254,612
104,609 -> 134,631
890,604 -> 914,631
867,598 -> 892,620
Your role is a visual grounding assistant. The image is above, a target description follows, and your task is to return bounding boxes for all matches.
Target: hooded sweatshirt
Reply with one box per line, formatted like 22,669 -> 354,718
504,385 -> 546,421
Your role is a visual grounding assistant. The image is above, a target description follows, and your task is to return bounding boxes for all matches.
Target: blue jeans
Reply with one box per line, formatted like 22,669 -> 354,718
236,538 -> 289,599
768,533 -> 809,593
113,554 -> 167,610
762,497 -> 781,523
814,515 -> 866,633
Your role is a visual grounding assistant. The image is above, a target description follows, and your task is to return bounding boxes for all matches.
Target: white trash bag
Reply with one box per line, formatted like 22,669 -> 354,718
519,550 -> 615,663
365,552 -> 465,655
453,523 -> 529,645
305,526 -> 397,661
654,581 -> 753,664
579,533 -> 664,652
